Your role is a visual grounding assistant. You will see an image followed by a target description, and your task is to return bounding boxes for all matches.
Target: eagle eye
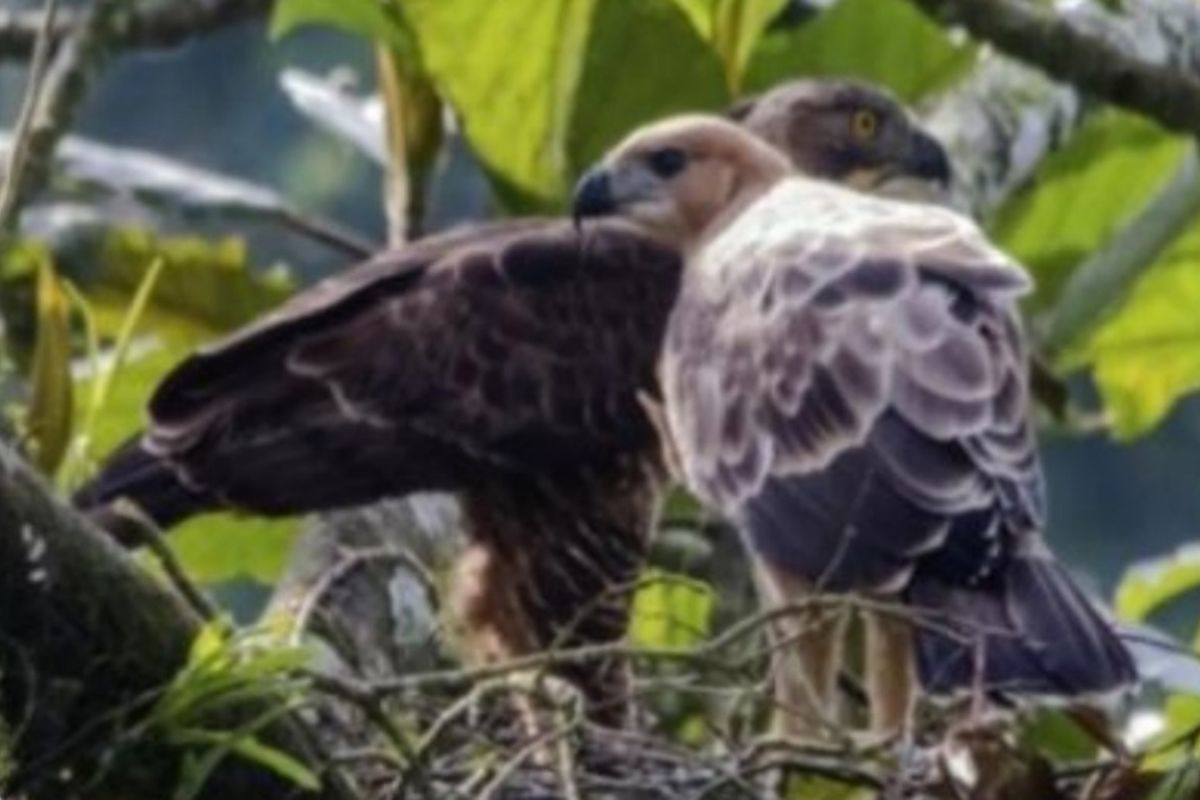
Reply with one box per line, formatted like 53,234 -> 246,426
851,109 -> 879,141
647,147 -> 687,178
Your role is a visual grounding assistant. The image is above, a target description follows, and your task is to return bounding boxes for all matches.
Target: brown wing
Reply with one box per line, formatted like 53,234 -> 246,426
138,218 -> 680,516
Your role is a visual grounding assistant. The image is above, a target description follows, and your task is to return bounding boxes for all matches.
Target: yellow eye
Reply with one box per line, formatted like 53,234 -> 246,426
851,109 -> 878,141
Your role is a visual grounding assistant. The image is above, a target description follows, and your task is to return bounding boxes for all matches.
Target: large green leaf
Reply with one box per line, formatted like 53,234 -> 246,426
270,0 -> 416,56
669,0 -> 788,93
1115,545 -> 1200,623
1060,225 -> 1200,439
71,230 -> 300,584
273,0 -> 727,210
743,0 -> 975,101
992,110 -> 1189,313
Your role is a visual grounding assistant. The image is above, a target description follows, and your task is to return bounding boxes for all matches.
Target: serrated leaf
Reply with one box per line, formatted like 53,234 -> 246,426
992,110 -> 1189,312
744,0 -> 975,101
1116,545 -> 1200,623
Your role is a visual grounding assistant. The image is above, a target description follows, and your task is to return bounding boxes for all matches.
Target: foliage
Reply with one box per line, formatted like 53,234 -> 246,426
108,621 -> 318,799
745,0 -> 975,100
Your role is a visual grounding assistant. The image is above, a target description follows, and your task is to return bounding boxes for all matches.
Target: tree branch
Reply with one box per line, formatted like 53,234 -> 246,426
0,440 -> 338,799
0,0 -> 125,235
909,0 -> 1200,137
0,0 -> 272,62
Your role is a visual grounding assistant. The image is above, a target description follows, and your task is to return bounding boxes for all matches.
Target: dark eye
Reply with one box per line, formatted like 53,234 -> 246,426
647,147 -> 687,178
851,109 -> 879,141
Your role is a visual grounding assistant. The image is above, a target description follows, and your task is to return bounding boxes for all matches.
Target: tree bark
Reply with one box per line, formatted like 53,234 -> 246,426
0,441 -> 322,799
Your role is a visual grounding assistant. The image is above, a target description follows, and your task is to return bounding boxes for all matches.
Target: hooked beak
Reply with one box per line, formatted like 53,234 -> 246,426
572,168 -> 618,230
907,130 -> 952,189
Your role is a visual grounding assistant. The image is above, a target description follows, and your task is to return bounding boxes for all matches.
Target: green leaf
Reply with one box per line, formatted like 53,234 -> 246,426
631,569 -> 714,649
1115,545 -> 1200,623
1017,709 -> 1098,762
992,110 -> 1189,312
25,256 -> 74,474
565,0 -> 729,179
743,0 -> 975,102
67,230 -> 301,583
168,517 -> 301,585
278,0 -> 726,210
270,0 -> 417,57
1060,224 -> 1200,439
669,0 -> 788,93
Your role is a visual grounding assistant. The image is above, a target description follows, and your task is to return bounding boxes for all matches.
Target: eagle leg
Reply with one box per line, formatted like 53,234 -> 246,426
755,563 -> 849,742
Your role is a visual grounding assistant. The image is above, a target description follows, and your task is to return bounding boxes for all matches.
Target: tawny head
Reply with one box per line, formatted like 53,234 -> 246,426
729,78 -> 951,199
572,114 -> 791,248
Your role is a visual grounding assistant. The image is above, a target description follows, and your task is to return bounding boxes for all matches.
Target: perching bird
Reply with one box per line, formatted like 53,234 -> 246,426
74,79 -> 954,726
571,114 -> 1135,738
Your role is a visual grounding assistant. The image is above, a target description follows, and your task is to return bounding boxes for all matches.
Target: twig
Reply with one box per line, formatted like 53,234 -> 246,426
0,0 -> 58,234
110,499 -> 219,622
906,0 -> 1200,137
0,0 -> 271,62
0,0 -> 124,234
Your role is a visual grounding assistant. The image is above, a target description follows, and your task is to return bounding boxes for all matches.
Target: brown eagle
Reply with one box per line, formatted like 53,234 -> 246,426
571,115 -> 1134,736
74,80 -> 953,725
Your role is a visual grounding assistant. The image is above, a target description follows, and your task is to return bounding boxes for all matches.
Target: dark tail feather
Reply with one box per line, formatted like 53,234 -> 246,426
73,435 -> 214,541
907,556 -> 1136,696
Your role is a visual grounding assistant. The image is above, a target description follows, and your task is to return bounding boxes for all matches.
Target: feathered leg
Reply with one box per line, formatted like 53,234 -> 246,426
455,461 -> 664,727
755,562 -> 849,741
863,605 -> 916,738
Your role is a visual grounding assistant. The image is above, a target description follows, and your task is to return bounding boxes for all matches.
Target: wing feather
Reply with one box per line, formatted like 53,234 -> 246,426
662,178 -> 1039,594
141,219 -> 680,515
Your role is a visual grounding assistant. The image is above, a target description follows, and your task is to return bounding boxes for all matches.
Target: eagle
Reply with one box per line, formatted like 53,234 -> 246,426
570,115 -> 1135,737
74,79 -> 954,726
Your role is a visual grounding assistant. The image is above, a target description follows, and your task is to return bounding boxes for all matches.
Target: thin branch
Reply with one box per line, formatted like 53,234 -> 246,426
110,499 -> 220,622
907,0 -> 1200,137
1042,143 -> 1200,353
0,0 -> 272,62
0,0 -> 125,234
0,0 -> 58,234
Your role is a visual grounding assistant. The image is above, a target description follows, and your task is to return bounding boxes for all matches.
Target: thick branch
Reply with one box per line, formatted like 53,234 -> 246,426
909,0 -> 1200,137
922,0 -> 1200,219
0,0 -> 271,62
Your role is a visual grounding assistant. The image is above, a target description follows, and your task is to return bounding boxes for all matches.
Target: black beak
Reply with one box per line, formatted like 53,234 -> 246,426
908,130 -> 952,188
572,168 -> 617,229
